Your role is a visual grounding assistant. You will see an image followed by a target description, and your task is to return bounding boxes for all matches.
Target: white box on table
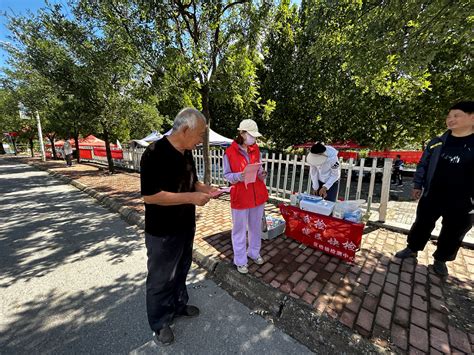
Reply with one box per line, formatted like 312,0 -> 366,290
299,199 -> 335,216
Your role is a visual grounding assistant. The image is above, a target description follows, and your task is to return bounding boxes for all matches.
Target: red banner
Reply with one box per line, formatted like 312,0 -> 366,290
279,204 -> 364,263
368,150 -> 422,164
79,149 -> 93,159
92,147 -> 123,159
338,151 -> 359,161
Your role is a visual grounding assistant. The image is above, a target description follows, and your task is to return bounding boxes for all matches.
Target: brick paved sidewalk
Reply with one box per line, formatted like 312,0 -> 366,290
14,158 -> 474,354
370,201 -> 474,247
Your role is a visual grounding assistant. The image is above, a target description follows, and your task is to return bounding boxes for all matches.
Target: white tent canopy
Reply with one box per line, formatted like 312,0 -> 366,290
142,131 -> 163,142
164,128 -> 232,146
129,130 -> 163,148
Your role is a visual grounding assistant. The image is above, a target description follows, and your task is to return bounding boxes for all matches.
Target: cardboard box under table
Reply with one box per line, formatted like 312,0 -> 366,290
279,204 -> 364,263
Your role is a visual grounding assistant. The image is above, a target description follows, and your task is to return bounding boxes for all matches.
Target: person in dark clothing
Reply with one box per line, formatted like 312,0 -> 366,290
395,101 -> 474,276
392,154 -> 404,186
140,108 -> 217,345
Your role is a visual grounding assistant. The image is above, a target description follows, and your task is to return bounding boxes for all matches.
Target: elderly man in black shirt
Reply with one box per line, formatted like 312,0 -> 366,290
140,108 -> 217,345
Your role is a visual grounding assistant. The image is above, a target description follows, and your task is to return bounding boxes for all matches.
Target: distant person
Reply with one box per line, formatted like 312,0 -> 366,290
395,101 -> 474,276
224,119 -> 269,274
392,154 -> 404,186
140,108 -> 217,345
306,142 -> 341,202
63,139 -> 73,167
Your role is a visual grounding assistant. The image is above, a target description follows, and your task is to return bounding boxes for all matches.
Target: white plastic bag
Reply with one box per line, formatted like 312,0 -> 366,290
333,200 -> 365,219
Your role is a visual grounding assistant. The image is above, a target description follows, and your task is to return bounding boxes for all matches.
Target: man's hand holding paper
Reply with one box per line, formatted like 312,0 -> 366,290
210,186 -> 232,198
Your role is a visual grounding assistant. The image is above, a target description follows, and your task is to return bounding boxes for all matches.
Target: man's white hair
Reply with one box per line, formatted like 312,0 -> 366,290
172,107 -> 206,132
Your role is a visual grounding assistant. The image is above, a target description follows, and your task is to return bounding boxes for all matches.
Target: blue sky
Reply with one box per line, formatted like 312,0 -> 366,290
0,0 -> 64,68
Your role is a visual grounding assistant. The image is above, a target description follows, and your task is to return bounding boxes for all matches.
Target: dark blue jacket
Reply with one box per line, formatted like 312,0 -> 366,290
413,131 -> 450,196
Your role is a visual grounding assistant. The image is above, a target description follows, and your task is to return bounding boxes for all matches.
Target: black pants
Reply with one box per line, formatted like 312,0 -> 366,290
145,230 -> 194,332
65,154 -> 72,166
407,195 -> 472,261
314,180 -> 339,202
392,169 -> 402,185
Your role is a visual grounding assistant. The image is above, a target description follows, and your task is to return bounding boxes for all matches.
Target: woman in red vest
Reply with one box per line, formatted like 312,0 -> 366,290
224,119 -> 269,274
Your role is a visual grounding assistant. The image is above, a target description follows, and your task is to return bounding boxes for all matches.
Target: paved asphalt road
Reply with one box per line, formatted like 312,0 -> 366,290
0,159 -> 312,354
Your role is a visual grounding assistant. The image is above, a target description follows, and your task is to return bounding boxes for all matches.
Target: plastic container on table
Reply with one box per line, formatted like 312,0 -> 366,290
299,199 -> 335,216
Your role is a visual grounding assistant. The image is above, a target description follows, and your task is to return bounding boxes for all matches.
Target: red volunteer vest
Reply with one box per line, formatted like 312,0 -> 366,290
225,141 -> 269,209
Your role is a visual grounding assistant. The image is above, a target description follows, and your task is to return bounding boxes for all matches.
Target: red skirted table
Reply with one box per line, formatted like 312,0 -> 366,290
279,204 -> 365,263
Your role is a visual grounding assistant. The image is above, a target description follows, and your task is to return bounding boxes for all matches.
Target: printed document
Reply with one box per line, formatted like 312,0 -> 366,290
243,163 -> 262,188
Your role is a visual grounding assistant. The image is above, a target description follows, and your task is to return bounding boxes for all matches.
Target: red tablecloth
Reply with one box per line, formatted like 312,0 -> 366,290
279,204 -> 364,263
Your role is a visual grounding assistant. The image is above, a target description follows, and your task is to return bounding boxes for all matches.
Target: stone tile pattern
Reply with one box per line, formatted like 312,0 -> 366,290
22,158 -> 474,353
383,200 -> 474,244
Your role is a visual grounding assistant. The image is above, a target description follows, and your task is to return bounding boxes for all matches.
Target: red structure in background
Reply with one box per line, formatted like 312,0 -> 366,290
79,149 -> 93,159
330,140 -> 367,150
293,140 -> 423,164
5,132 -> 19,137
46,135 -> 122,160
279,204 -> 364,263
92,147 -> 123,159
338,151 -> 359,160
293,140 -> 366,150
49,135 -> 119,149
368,151 -> 423,164
293,140 -> 365,161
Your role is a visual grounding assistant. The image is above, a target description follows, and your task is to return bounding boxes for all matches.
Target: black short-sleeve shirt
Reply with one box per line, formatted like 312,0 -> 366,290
140,137 -> 198,236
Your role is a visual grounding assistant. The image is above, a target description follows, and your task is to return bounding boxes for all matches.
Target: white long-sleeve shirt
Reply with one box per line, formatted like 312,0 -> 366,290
309,145 -> 340,190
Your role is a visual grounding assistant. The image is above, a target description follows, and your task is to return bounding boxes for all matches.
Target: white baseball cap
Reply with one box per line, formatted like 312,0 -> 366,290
237,119 -> 262,137
306,142 -> 328,166
306,153 -> 328,166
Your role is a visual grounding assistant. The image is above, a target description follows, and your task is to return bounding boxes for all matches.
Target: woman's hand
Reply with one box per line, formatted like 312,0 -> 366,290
258,170 -> 267,180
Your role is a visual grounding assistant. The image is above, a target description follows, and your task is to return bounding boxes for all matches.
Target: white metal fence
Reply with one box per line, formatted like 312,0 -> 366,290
114,147 -> 392,222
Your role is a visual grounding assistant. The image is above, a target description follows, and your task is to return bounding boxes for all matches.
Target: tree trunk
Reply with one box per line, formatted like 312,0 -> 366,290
48,135 -> 57,159
12,137 -> 18,156
102,123 -> 115,174
200,84 -> 211,185
73,134 -> 81,163
29,138 -> 34,157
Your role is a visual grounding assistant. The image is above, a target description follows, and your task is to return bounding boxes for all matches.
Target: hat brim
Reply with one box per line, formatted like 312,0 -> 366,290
247,130 -> 262,138
238,128 -> 262,138
307,153 -> 328,166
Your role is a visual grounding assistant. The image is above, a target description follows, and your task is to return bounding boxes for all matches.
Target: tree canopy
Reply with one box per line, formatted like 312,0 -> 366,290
1,0 -> 472,164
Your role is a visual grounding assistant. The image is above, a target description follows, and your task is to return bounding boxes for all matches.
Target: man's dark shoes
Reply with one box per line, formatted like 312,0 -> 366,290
432,260 -> 449,276
395,247 -> 417,259
154,325 -> 174,345
175,305 -> 200,319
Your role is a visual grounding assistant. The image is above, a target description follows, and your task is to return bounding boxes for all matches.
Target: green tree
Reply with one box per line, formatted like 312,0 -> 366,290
79,0 -> 271,182
4,3 -> 166,171
261,0 -> 473,150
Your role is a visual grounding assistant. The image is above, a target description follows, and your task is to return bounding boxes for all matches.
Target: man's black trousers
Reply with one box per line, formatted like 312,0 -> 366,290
145,230 -> 194,332
407,195 -> 472,261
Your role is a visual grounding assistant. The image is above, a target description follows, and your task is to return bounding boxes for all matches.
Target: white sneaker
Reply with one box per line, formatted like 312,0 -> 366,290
251,256 -> 264,265
237,264 -> 248,274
